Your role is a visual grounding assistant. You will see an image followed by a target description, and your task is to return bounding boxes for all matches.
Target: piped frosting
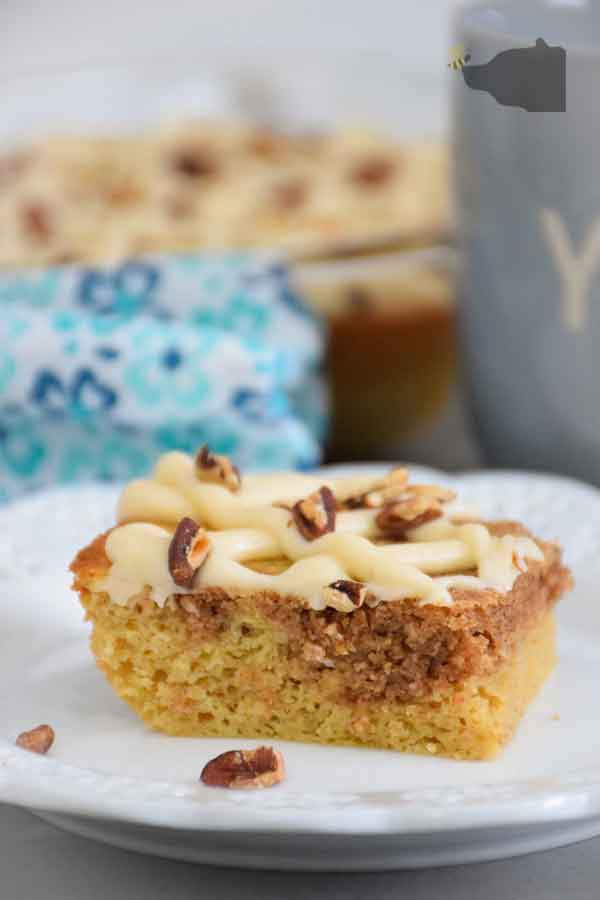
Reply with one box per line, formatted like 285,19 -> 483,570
98,451 -> 544,611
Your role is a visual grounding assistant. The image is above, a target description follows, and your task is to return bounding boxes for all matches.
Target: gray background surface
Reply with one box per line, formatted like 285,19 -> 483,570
1,804 -> 598,900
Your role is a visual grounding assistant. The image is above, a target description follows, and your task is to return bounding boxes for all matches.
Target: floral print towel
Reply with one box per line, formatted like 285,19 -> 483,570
0,254 -> 326,501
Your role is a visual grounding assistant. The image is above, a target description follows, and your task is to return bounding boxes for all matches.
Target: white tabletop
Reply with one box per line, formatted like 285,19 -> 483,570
0,803 -> 594,899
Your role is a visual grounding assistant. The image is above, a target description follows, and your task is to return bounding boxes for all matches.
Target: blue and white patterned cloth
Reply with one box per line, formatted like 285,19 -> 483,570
0,254 -> 326,501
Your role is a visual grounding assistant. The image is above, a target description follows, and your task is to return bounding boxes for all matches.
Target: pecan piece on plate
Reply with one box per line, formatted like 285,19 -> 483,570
195,445 -> 242,493
16,724 -> 55,755
168,517 -> 211,589
292,486 -> 336,540
200,746 -> 285,789
322,579 -> 368,613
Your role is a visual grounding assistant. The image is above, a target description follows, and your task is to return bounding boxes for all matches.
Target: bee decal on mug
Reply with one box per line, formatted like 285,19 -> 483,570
448,44 -> 472,71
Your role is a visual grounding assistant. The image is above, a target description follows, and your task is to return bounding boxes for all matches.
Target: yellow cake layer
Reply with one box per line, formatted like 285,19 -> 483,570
80,586 -> 556,761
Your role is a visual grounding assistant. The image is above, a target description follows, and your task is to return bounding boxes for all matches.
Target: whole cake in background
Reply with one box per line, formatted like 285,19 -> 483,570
0,122 -> 448,267
71,447 -> 572,761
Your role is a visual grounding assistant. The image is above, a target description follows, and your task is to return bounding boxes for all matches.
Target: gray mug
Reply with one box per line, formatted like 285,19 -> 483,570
454,0 -> 600,483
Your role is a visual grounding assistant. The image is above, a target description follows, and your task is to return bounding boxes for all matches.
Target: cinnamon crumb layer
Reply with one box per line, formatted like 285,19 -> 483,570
75,584 -> 558,760
71,521 -> 571,704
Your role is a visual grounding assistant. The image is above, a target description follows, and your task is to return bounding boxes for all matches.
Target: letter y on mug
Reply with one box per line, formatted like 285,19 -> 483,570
540,208 -> 600,333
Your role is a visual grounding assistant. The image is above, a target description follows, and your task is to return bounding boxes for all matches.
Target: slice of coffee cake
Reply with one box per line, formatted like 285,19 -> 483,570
71,449 -> 571,760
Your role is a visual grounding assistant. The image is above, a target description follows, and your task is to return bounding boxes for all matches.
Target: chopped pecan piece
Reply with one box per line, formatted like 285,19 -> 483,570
168,517 -> 211,588
340,467 -> 409,509
292,486 -> 336,540
16,724 -> 55,755
322,579 -> 368,613
200,746 -> 285,789
106,182 -> 143,207
248,129 -> 290,160
350,156 -> 397,187
21,203 -> 53,242
171,146 -> 219,179
195,445 -> 242,492
409,484 -> 456,503
271,177 -> 309,211
0,151 -> 31,185
376,496 -> 442,537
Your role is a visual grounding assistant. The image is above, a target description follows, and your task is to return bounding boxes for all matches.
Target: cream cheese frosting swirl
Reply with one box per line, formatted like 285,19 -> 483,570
99,451 -> 544,611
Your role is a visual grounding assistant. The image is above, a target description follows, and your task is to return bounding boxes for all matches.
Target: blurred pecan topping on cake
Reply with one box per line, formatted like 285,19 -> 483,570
168,517 -> 211,589
54,252 -> 77,265
105,181 -> 144,207
170,145 -> 219,179
409,484 -> 456,503
162,189 -> 195,219
247,129 -> 290,160
195,445 -> 242,492
349,155 -> 397,187
0,151 -> 31,186
323,579 -> 368,612
271,177 -> 309,211
200,746 -> 285,789
292,486 -> 336,540
21,202 -> 53,242
339,467 -> 409,510
16,724 -> 55,755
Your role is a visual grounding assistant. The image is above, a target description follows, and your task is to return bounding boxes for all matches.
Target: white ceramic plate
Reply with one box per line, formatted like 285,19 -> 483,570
1,466 -> 600,870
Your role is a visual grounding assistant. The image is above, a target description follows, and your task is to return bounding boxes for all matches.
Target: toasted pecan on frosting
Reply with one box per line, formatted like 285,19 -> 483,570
339,467 -> 409,509
376,496 -> 443,537
195,445 -> 242,492
168,517 -> 211,589
292,485 -> 336,541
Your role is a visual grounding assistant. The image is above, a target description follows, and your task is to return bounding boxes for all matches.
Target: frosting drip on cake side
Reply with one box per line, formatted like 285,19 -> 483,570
98,451 -> 544,611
